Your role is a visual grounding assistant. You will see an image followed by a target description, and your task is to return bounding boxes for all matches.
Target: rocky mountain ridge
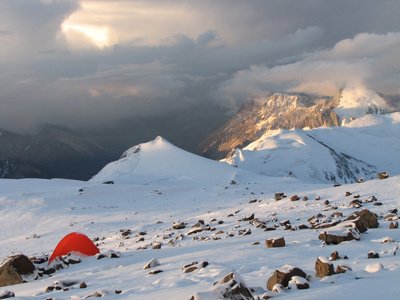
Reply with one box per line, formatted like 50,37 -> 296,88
196,93 -> 340,160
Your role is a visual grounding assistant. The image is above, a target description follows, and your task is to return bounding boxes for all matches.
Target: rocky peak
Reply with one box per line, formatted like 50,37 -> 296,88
196,93 -> 339,160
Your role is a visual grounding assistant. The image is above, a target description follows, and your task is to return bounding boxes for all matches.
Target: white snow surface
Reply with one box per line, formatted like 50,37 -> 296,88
0,133 -> 400,299
224,112 -> 400,184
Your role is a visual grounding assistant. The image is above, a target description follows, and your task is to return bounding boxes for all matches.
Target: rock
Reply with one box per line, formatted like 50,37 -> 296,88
330,251 -> 340,261
0,290 -> 15,299
266,267 -> 307,291
265,237 -> 285,248
336,265 -> 352,274
324,200 -> 330,205
148,270 -> 163,275
290,195 -> 300,201
191,272 -> 254,300
315,256 -> 335,278
374,202 -> 383,206
242,213 -> 255,221
318,227 -> 360,245
377,172 -> 389,179
275,193 -> 286,201
364,196 -> 377,203
0,254 -> 35,287
345,191 -> 352,196
289,276 -> 309,289
354,209 -> 379,228
79,282 -> 87,288
152,243 -> 162,249
389,221 -> 398,229
181,261 -> 208,273
143,257 -> 160,270
172,221 -> 186,230
367,251 -> 379,259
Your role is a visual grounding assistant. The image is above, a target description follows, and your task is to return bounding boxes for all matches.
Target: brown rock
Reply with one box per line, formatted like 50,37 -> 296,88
266,267 -> 307,291
212,272 -> 254,300
367,251 -> 379,259
315,257 -> 335,278
389,221 -> 398,229
265,237 -> 285,248
0,254 -> 35,287
0,290 -> 15,299
290,195 -> 300,201
354,209 -> 379,228
377,172 -> 389,179
318,229 -> 359,245
330,251 -> 340,261
336,265 -> 352,274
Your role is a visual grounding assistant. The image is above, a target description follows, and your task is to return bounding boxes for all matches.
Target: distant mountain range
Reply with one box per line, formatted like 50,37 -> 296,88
0,88 -> 396,181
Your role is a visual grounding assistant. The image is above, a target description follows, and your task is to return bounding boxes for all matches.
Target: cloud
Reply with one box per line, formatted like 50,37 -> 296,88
0,0 -> 399,134
217,31 -> 400,108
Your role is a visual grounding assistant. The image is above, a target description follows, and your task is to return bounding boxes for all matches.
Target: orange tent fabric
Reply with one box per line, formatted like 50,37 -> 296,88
48,232 -> 100,265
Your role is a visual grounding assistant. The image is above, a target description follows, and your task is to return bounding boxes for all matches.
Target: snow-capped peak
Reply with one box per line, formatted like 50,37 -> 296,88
334,86 -> 391,125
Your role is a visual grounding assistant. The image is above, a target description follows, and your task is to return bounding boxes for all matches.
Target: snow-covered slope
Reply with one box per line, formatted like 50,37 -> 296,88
224,113 -> 400,184
91,136 -> 249,185
0,171 -> 400,299
334,87 -> 392,125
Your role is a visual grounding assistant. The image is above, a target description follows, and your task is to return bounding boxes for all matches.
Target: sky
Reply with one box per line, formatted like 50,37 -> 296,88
0,0 -> 400,134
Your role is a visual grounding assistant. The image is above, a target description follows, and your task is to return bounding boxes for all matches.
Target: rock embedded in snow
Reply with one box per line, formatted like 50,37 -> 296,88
315,256 -> 335,278
0,290 -> 15,299
143,257 -> 160,270
336,265 -> 352,274
266,267 -> 307,291
377,171 -> 389,179
191,272 -> 254,300
367,251 -> 380,259
289,275 -> 309,289
265,237 -> 286,248
0,254 -> 36,287
389,221 -> 398,229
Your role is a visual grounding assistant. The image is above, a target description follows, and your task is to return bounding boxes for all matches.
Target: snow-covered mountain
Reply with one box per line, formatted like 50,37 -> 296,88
91,136 -> 259,186
334,87 -> 393,125
223,112 -> 400,184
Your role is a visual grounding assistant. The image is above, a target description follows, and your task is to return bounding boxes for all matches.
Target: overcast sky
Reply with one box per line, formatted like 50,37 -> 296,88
1,0 -> 399,133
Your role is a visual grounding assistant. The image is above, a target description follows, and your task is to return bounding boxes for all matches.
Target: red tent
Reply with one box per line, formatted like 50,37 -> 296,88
48,232 -> 100,265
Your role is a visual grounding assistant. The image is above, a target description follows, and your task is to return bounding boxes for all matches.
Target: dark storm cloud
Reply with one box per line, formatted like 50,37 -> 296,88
0,0 -> 399,133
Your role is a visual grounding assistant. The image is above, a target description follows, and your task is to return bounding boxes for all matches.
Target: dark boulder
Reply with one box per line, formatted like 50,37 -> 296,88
0,254 -> 35,287
266,267 -> 307,291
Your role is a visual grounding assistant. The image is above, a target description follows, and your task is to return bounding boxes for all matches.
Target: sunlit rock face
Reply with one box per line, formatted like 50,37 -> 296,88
198,93 -> 339,160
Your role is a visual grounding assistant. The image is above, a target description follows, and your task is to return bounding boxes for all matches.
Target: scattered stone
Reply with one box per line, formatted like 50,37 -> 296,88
331,212 -> 343,218
389,221 -> 398,229
172,222 -> 186,230
318,228 -> 359,245
188,221 -> 205,235
357,178 -> 364,183
148,270 -> 163,275
264,227 -> 276,232
364,196 -> 377,203
249,199 -> 257,203
0,290 -> 15,299
239,229 -> 252,236
377,171 -> 389,179
336,265 -> 352,274
181,261 -> 209,273
275,193 -> 286,201
289,276 -> 309,289
103,181 -> 114,184
315,196 -> 321,200
389,208 -> 398,214
290,195 -> 300,201
265,237 -> 285,248
303,196 -> 308,201
152,243 -> 162,249
242,213 -> 255,221
298,224 -> 310,230
367,251 -> 379,259
143,257 -> 160,270
79,282 -> 87,288
266,266 -> 307,291
374,202 -> 383,206
345,191 -> 352,196
330,251 -> 340,261
324,200 -> 330,205
315,256 -> 335,278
